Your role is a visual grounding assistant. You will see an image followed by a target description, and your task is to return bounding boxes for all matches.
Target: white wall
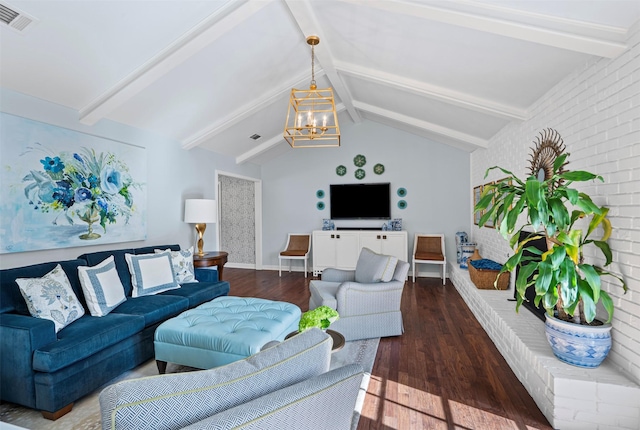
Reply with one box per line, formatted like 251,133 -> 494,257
470,21 -> 640,383
0,88 -> 261,269
261,120 -> 470,269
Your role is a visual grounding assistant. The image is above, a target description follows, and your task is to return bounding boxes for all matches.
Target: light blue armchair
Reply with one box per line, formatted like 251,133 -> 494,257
99,329 -> 365,430
309,247 -> 410,341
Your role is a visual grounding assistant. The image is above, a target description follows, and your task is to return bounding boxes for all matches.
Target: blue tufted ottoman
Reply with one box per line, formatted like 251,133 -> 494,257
154,296 -> 301,372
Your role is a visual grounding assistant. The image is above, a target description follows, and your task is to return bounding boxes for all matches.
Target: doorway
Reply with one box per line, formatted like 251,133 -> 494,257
216,172 -> 262,269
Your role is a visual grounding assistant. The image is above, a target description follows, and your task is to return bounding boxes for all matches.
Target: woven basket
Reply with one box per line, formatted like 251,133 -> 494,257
468,260 -> 510,290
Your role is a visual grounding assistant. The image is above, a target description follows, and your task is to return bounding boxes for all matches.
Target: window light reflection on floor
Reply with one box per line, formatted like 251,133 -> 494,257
360,375 -> 545,429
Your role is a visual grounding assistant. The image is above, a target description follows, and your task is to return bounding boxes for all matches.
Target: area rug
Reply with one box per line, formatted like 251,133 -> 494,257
0,337 -> 379,430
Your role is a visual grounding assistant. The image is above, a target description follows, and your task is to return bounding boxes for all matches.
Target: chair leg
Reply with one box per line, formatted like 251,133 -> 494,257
412,261 -> 416,282
289,260 -> 292,273
443,263 -> 446,285
279,258 -> 282,277
304,258 -> 307,278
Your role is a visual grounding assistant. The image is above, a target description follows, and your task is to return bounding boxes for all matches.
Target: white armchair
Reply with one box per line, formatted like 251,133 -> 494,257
309,248 -> 409,341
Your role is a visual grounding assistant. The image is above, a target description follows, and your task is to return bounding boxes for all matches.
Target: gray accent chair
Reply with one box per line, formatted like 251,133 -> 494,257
309,248 -> 410,341
100,329 -> 365,430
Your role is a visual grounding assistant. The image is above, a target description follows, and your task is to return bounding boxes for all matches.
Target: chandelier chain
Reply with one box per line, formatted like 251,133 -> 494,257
310,44 -> 316,87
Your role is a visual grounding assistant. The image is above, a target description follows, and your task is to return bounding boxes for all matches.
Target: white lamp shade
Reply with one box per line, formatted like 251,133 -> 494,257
184,199 -> 217,223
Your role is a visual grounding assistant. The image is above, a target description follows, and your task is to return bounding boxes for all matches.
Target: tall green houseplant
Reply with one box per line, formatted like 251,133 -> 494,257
475,152 -> 626,325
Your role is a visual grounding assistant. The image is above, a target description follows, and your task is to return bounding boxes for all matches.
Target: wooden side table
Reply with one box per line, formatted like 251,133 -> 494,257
193,251 -> 228,281
285,329 -> 345,352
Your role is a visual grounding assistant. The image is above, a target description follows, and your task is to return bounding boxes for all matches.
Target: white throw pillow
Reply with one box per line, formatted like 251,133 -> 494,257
355,247 -> 399,283
78,256 -> 127,317
16,264 -> 85,333
125,252 -> 180,297
154,246 -> 197,284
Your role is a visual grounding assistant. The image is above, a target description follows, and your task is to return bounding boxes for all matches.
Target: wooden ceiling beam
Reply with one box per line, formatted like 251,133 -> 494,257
341,0 -> 628,58
284,0 -> 361,123
79,1 -> 271,125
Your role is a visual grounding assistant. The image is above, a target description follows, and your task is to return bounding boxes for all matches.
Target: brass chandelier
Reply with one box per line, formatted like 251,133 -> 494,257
283,36 -> 340,148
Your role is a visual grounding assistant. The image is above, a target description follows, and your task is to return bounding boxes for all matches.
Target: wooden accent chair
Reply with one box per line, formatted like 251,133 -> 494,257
279,234 -> 311,277
412,234 -> 446,284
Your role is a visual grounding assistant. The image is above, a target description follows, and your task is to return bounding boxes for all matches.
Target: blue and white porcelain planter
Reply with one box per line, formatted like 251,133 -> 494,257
544,314 -> 612,368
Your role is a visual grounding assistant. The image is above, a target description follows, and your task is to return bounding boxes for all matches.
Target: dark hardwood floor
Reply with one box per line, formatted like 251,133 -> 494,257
224,268 -> 552,430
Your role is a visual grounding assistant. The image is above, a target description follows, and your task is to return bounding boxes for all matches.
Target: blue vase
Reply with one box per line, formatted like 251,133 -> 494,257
459,243 -> 476,269
544,314 -> 611,368
455,231 -> 468,263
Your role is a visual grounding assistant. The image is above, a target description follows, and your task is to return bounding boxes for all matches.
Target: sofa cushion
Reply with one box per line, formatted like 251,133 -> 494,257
78,256 -> 127,317
16,264 -> 85,333
160,281 -> 230,308
125,252 -> 179,297
155,246 -> 197,283
100,329 -> 332,430
111,294 -> 189,327
79,249 -> 135,296
355,247 -> 398,283
134,244 -> 180,255
32,313 -> 145,373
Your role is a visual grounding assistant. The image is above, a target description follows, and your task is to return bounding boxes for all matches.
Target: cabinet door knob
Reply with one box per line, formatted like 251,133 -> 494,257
383,235 -> 387,240
377,235 -> 381,239
331,234 -> 335,239
337,235 -> 341,239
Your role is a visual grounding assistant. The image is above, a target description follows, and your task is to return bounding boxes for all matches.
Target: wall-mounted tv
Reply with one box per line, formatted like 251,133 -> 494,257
330,183 -> 391,220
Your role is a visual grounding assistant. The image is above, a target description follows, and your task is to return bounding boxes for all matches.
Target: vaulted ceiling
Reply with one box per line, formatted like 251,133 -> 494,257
1,1 -> 638,165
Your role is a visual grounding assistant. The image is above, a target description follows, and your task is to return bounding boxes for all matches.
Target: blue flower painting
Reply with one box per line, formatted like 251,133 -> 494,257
1,113 -> 147,253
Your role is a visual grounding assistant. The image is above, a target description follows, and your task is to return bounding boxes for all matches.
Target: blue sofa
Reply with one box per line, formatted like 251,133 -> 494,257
0,244 -> 230,419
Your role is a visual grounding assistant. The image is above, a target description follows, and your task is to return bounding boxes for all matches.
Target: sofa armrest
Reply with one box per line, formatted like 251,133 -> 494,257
181,364 -> 366,430
336,281 -> 405,316
321,268 -> 356,283
194,267 -> 219,283
0,313 -> 57,408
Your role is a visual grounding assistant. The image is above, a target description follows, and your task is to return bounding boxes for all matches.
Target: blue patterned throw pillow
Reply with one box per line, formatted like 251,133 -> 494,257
154,246 -> 197,284
16,264 -> 85,332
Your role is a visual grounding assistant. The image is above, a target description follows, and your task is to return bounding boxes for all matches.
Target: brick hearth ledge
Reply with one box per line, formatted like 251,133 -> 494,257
450,264 -> 640,430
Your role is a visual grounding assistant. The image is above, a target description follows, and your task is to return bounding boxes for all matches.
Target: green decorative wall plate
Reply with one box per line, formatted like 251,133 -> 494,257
374,163 -> 385,175
355,168 -> 366,180
316,189 -> 325,198
397,187 -> 407,197
353,154 -> 366,167
317,201 -> 325,210
336,165 -> 347,176
398,200 -> 407,209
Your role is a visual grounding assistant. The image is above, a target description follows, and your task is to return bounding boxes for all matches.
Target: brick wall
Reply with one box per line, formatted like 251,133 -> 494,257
470,21 -> 640,384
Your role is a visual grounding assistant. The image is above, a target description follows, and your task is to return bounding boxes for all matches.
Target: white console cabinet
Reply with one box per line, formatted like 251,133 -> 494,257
312,230 -> 408,275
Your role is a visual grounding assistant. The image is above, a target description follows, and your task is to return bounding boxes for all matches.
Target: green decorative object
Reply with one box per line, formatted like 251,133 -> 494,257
398,200 -> 407,209
299,306 -> 339,332
316,189 -> 325,199
336,165 -> 347,176
355,169 -> 366,180
397,187 -> 407,197
353,154 -> 366,167
317,201 -> 325,210
373,163 -> 385,175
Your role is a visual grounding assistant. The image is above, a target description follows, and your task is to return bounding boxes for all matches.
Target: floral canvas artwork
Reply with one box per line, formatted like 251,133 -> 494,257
1,113 -> 146,253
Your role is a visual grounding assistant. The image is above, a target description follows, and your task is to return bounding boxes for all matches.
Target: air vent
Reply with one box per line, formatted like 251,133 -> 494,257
249,134 -> 261,141
0,2 -> 37,33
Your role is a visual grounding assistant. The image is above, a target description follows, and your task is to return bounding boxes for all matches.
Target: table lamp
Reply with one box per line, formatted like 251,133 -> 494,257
184,199 -> 217,256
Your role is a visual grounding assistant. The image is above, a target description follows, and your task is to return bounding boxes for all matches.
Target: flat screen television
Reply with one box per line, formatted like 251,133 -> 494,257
330,183 -> 391,220
515,230 -> 549,322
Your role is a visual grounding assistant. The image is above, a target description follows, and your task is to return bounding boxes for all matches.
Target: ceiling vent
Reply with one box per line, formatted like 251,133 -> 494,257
0,2 -> 37,33
249,134 -> 261,141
